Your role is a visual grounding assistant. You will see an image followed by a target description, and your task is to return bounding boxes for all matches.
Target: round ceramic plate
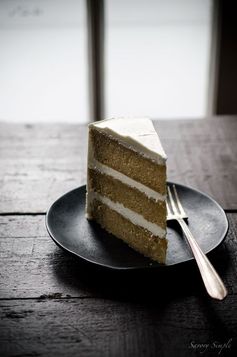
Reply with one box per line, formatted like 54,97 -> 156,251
46,183 -> 228,270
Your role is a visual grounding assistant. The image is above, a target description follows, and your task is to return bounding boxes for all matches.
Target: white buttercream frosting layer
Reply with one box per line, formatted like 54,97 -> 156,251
89,117 -> 167,165
89,158 -> 166,202
88,191 -> 166,239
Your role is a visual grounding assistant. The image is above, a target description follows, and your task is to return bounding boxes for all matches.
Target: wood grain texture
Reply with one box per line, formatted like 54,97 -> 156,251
0,117 -> 237,213
0,123 -> 87,214
0,296 -> 236,357
154,118 -> 237,210
0,215 -> 92,299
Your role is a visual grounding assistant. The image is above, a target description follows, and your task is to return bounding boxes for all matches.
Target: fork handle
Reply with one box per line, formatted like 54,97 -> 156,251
177,218 -> 227,300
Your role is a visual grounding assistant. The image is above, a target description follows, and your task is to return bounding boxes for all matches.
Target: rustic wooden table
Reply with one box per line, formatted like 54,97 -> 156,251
0,117 -> 237,357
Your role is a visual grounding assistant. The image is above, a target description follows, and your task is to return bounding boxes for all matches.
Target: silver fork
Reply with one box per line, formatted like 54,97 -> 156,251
166,184 -> 227,300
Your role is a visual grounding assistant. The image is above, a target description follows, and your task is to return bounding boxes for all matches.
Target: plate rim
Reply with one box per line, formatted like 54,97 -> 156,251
45,182 -> 229,271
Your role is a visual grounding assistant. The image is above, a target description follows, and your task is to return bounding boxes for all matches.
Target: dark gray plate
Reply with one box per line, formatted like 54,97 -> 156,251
46,183 -> 228,270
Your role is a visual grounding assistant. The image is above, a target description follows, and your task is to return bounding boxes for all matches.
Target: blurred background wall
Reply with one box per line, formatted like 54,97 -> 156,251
0,0 -> 214,123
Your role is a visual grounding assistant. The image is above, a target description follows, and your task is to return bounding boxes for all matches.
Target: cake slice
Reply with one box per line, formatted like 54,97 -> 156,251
86,118 -> 167,264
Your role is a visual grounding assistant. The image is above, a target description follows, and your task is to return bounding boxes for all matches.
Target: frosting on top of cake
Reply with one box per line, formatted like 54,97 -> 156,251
89,117 -> 167,164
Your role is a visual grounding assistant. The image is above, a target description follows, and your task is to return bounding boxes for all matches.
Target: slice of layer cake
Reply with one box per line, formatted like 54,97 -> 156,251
86,118 -> 167,264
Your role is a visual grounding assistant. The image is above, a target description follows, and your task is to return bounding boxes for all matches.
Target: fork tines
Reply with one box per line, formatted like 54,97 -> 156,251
166,184 -> 188,219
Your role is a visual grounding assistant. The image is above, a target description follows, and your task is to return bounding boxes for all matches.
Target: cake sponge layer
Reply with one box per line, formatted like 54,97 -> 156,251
88,168 -> 166,229
90,129 -> 166,194
90,199 -> 167,264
